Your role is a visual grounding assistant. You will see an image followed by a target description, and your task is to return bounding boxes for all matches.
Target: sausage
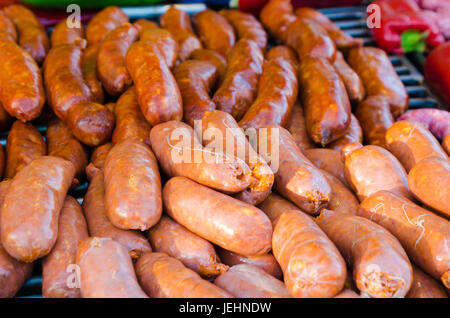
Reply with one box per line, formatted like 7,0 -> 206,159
198,110 -> 274,205
190,48 -> 227,86
386,120 -> 448,172
271,210 -> 347,298
256,125 -> 331,214
97,23 -> 138,96
112,86 -> 151,145
334,289 -> 361,298
163,177 -> 272,256
150,120 -> 251,193
259,0 -> 296,40
359,190 -> 450,289
285,102 -> 316,151
333,51 -> 365,103
265,45 -> 299,71
355,95 -> 394,148
85,6 -> 128,46
294,7 -> 363,51
406,265 -> 448,298
139,28 -> 178,68
302,149 -> 347,187
0,102 -> 12,132
42,196 -> 88,298
408,157 -> 450,218
342,143 -> 412,201
148,216 -> 228,278
0,180 -> 33,298
81,45 -> 104,104
321,169 -> 359,215
173,60 -> 218,126
126,40 -> 182,126
298,55 -> 351,145
219,9 -> 267,51
0,10 -> 17,42
76,237 -> 148,298
348,47 -> 408,118
238,52 -> 298,129
1,156 -> 75,262
316,209 -> 413,298
0,37 -> 45,122
217,248 -> 282,279
258,193 -> 301,223
160,6 -> 202,61
90,142 -> 112,170
46,118 -> 88,185
327,114 -> 363,151
214,264 -> 291,298
135,252 -> 232,298
213,39 -> 264,120
3,4 -> 49,64
83,164 -> 151,259
0,145 -> 4,179
5,121 -> 46,179
134,18 -> 158,33
193,9 -> 235,57
104,141 -> 162,231
51,18 -> 85,47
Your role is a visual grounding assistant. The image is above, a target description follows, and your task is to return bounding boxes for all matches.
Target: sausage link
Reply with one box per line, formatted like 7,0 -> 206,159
316,209 -> 413,298
298,55 -> 351,145
213,39 -> 264,120
285,102 -> 316,151
321,169 -> 359,215
303,148 -> 349,187
163,176 -> 272,256
258,193 -> 301,224
150,120 -> 251,193
76,237 -> 148,298
90,142 -> 112,169
81,45 -> 104,103
214,264 -> 291,298
148,216 -> 228,278
0,37 -> 45,122
5,120 -> 46,179
193,9 -> 235,57
104,141 -> 162,231
0,10 -> 17,42
1,156 -> 75,262
85,6 -> 128,45
42,196 -> 88,298
348,47 -> 408,118
136,252 -> 232,298
359,190 -> 450,289
4,4 -> 49,64
406,265 -> 448,298
190,48 -> 227,86
333,51 -> 365,102
83,164 -> 151,259
139,28 -> 178,68
259,0 -> 296,40
327,114 -> 363,151
160,6 -> 202,61
51,18 -> 85,47
134,19 -> 158,33
126,41 -> 182,126
265,45 -> 299,71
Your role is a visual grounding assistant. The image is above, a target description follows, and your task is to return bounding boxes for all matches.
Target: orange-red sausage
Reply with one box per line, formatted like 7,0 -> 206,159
258,193 -> 300,223
51,18 -> 85,47
0,10 -> 17,42
139,27 -> 178,69
327,114 -> 363,151
333,51 -> 365,103
265,45 -> 299,70
259,0 -> 296,40
303,148 -> 349,187
81,45 -> 104,104
406,265 -> 448,298
285,102 -> 316,151
90,142 -> 111,169
85,6 -> 128,46
321,169 -> 359,215
134,18 -> 158,33
190,48 -> 227,86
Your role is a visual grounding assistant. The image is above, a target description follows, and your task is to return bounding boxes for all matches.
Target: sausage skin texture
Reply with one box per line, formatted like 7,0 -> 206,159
0,37 -> 45,122
97,23 -> 138,96
90,143 -> 112,170
406,265 -> 448,298
150,120 -> 251,194
342,143 -> 412,202
163,177 -> 272,256
81,45 -> 104,104
3,4 -> 49,64
5,120 -> 46,179
219,10 -> 267,51
213,39 -> 264,121
76,237 -> 148,298
148,216 -> 228,278
42,196 -> 88,298
190,49 -> 227,86
134,18 -> 158,33
316,209 -> 413,298
160,6 -> 202,61
193,9 -> 235,57
327,114 -> 363,151
0,180 -> 33,298
298,56 -> 351,146
321,169 -> 359,215
136,252 -> 232,298
1,156 -> 75,262
386,120 -> 448,172
126,41 -> 182,126
333,51 -> 365,103
0,11 -> 17,42
303,148 -> 349,187
408,157 -> 450,218
85,6 -> 128,46
104,141 -> 162,231
258,193 -> 303,224
139,28 -> 178,69
51,18 -> 85,47
112,86 -> 151,146
285,102 -> 316,151
214,264 -> 291,298
359,190 -> 450,289
348,47 -> 408,118
173,60 -> 218,126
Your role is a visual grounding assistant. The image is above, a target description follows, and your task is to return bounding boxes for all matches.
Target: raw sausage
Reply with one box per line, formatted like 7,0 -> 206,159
259,0 -> 296,40
321,169 -> 359,215
134,18 -> 158,33
285,102 -> 315,151
139,28 -> 178,68
81,45 -> 104,104
85,6 -> 128,45
51,18 -> 85,47
303,148 -> 349,187
90,142 -> 111,169
0,10 -> 17,42
333,51 -> 365,103
327,114 -> 363,151
190,48 -> 227,86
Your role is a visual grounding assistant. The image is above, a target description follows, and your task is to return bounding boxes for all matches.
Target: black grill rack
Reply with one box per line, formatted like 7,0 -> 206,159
13,4 -> 444,298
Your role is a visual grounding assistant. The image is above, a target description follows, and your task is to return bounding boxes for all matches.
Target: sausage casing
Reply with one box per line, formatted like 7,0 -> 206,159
285,102 -> 315,151
333,51 -> 365,103
90,142 -> 112,169
139,28 -> 178,69
85,6 -> 128,45
259,0 -> 296,40
81,45 -> 104,104
190,49 -> 227,86
327,114 -> 363,151
406,265 -> 448,298
0,11 -> 17,42
303,148 -> 349,187
51,18 -> 85,47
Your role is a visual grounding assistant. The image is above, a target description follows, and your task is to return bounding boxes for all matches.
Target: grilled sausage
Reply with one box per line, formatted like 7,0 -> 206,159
327,114 -> 363,151
51,18 -> 85,47
285,102 -> 316,151
139,28 -> 178,69
333,51 -> 365,103
406,265 -> 448,298
85,6 -> 128,45
81,45 -> 104,103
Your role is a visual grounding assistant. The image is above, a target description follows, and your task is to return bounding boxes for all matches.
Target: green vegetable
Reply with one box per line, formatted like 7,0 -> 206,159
21,0 -> 162,9
401,30 -> 429,53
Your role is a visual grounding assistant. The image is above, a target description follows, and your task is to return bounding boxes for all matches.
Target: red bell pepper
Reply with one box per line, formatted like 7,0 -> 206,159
370,0 -> 445,54
425,42 -> 450,109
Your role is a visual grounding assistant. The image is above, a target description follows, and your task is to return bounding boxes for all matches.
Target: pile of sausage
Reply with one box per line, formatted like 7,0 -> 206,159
0,0 -> 449,298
